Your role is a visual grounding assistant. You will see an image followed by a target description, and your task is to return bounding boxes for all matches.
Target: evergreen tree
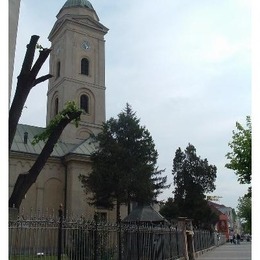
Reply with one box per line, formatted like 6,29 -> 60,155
171,143 -> 217,227
79,104 -> 169,222
159,198 -> 179,221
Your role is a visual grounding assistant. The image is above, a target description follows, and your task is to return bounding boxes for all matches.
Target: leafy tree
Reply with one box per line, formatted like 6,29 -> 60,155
237,195 -> 251,233
79,104 -> 169,222
171,144 -> 218,227
225,116 -> 251,188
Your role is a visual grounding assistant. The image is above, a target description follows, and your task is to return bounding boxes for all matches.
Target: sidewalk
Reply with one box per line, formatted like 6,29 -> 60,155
197,241 -> 251,260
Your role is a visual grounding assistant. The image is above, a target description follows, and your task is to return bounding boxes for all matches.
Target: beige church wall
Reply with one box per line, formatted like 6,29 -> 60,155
9,154 -> 65,215
76,128 -> 92,141
75,86 -> 106,128
92,88 -> 105,125
76,87 -> 95,123
64,158 -> 121,222
63,157 -> 129,222
46,77 -> 105,143
65,159 -> 93,216
48,26 -> 105,87
9,157 -> 34,197
42,178 -> 64,212
19,183 -> 37,215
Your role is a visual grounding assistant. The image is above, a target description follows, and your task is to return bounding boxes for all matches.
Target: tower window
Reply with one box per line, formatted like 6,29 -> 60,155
55,97 -> 59,115
80,94 -> 89,113
56,61 -> 61,78
81,58 -> 89,76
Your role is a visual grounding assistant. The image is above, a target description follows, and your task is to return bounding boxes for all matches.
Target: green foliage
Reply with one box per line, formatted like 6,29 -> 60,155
170,143 -> 217,226
159,198 -> 179,221
79,103 -> 169,212
32,101 -> 82,145
225,116 -> 251,185
173,144 -> 217,199
237,195 -> 251,233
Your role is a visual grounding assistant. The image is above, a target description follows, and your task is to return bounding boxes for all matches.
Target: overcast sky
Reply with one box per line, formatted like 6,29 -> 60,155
11,0 -> 252,210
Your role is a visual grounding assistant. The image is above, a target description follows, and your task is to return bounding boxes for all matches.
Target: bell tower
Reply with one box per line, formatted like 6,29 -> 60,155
47,0 -> 108,144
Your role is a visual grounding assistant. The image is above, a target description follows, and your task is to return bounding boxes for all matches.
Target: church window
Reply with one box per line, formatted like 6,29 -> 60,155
81,58 -> 89,75
80,94 -> 89,113
54,97 -> 59,115
56,61 -> 61,78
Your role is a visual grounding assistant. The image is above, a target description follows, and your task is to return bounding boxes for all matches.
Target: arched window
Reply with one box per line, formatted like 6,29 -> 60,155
80,94 -> 89,113
81,58 -> 89,76
56,61 -> 61,78
54,97 -> 59,115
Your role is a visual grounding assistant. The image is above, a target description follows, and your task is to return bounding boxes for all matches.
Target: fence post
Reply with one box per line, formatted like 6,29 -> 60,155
178,217 -> 189,260
136,220 -> 140,260
185,219 -> 195,260
169,225 -> 172,259
58,204 -> 63,260
94,213 -> 98,260
118,218 -> 122,260
175,225 -> 179,258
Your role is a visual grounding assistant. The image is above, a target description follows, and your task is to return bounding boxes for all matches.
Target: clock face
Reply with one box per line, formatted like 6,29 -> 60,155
82,41 -> 90,50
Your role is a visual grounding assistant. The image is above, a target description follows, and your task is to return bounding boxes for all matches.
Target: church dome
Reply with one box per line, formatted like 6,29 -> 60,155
62,0 -> 94,10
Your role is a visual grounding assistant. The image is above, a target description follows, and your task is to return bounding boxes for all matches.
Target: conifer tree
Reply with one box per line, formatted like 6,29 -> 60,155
79,103 -> 169,222
171,143 -> 217,227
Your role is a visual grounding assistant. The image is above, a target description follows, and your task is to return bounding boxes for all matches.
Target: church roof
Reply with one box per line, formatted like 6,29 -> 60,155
62,0 -> 94,10
11,124 -> 95,158
122,205 -> 168,224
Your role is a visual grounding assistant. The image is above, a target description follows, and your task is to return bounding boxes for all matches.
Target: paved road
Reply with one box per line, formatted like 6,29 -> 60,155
197,241 -> 251,260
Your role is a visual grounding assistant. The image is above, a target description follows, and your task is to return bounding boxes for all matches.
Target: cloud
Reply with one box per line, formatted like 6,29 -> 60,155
201,35 -> 250,63
12,0 -> 251,209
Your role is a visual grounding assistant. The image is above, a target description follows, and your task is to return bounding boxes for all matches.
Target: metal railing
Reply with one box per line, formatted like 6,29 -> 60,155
9,211 -> 222,260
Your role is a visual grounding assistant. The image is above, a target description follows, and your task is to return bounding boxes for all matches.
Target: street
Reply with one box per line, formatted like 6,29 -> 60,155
197,241 -> 251,260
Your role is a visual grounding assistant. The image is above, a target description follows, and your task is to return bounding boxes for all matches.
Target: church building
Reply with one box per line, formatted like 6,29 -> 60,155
9,0 -> 128,221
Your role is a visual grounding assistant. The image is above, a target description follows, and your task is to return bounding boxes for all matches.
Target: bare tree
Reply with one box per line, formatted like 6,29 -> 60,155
9,36 -> 82,209
9,35 -> 52,149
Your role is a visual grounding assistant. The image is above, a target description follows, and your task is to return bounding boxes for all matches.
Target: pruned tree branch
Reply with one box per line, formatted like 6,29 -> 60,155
30,48 -> 52,80
9,110 -> 82,209
20,35 -> 39,74
9,35 -> 52,149
33,74 -> 53,86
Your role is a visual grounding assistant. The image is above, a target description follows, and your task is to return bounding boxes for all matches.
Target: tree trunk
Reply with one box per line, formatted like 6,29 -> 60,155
9,35 -> 52,149
9,110 -> 82,209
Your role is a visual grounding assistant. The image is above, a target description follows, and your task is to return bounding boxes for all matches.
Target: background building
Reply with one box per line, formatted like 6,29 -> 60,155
9,0 -> 21,103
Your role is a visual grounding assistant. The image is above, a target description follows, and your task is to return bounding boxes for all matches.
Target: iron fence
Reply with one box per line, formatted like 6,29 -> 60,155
9,212 -> 220,260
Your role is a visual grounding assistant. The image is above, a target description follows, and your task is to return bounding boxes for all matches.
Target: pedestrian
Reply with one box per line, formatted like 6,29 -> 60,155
233,234 -> 236,245
237,233 -> 241,244
217,233 -> 220,246
229,234 -> 233,244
